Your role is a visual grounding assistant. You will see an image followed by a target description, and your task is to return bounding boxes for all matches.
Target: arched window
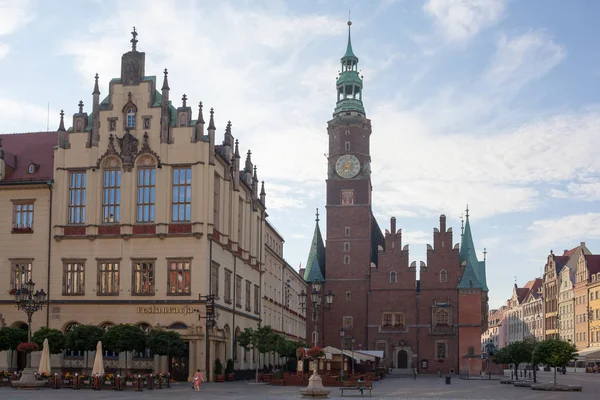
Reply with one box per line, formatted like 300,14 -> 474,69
435,310 -> 449,325
440,269 -> 448,283
126,108 -> 136,128
390,271 -> 397,283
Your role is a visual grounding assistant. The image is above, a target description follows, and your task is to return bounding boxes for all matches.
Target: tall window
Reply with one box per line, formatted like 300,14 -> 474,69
137,168 -> 156,222
69,171 -> 86,224
436,342 -> 447,359
382,313 -> 392,326
224,270 -> 232,303
254,285 -> 260,314
168,260 -> 191,295
132,260 -> 155,295
343,316 -> 353,329
13,201 -> 34,229
390,271 -> 397,283
245,280 -> 252,311
435,309 -> 449,325
439,269 -> 448,283
393,312 -> 405,327
235,275 -> 242,307
102,170 -> 121,223
98,261 -> 119,296
126,108 -> 136,128
11,261 -> 32,290
172,167 -> 192,222
63,261 -> 85,295
213,175 -> 220,229
211,263 -> 219,297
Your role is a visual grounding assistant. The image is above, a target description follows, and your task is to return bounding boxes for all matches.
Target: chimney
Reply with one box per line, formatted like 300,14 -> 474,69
390,217 -> 396,235
440,214 -> 446,232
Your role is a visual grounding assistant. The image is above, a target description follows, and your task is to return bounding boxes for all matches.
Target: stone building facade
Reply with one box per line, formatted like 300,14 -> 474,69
558,265 -> 576,343
302,21 -> 488,375
522,283 -> 544,342
0,30 -> 304,382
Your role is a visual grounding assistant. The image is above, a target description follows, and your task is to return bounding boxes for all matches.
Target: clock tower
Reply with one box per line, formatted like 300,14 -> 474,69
323,20 -> 376,349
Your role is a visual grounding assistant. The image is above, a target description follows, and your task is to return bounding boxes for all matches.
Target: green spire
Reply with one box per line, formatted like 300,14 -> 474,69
303,208 -> 326,283
457,206 -> 488,291
334,19 -> 365,117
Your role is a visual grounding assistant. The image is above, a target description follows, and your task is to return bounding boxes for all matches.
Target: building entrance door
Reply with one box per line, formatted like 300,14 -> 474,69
397,350 -> 408,369
169,342 -> 190,381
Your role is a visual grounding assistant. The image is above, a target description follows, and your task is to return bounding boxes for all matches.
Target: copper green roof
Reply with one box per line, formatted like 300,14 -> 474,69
334,21 -> 365,117
343,21 -> 358,61
303,216 -> 326,283
457,210 -> 488,290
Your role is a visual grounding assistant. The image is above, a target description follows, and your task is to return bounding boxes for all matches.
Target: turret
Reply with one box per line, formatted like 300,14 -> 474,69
57,110 -> 69,149
194,101 -> 208,147
333,20 -> 365,117
260,181 -> 266,206
244,150 -> 253,184
176,93 -> 191,128
252,165 -> 259,208
221,119 -> 233,162
232,139 -> 240,190
160,68 -> 171,143
89,73 -> 100,147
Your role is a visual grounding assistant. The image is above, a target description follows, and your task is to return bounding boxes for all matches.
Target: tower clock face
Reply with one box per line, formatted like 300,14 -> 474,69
335,155 -> 361,179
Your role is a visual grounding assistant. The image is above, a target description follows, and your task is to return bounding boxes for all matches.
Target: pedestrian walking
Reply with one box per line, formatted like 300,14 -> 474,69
193,369 -> 205,391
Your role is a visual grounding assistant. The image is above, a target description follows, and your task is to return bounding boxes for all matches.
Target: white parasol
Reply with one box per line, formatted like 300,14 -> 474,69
91,341 -> 105,377
38,338 -> 51,375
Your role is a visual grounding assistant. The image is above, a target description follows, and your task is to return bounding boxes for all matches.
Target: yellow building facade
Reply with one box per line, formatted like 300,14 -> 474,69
0,32 -> 303,382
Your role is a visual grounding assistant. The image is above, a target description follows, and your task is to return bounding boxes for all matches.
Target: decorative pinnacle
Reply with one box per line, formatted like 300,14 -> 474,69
162,68 -> 170,90
196,102 -> 205,124
460,214 -> 464,236
208,107 -> 216,130
78,100 -> 84,114
483,248 -> 487,261
253,165 -> 258,182
465,204 -> 470,219
234,139 -> 240,158
58,110 -> 66,132
246,150 -> 252,161
182,94 -> 187,107
260,180 -> 265,196
315,208 -> 320,223
226,120 -> 232,135
93,73 -> 100,95
131,26 -> 138,51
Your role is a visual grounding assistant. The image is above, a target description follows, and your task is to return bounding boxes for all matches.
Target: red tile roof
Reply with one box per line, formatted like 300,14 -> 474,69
585,255 -> 600,277
0,132 -> 57,183
563,246 -> 579,257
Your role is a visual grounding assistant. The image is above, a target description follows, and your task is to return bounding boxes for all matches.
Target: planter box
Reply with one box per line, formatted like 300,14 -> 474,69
125,381 -> 134,387
104,381 -> 112,385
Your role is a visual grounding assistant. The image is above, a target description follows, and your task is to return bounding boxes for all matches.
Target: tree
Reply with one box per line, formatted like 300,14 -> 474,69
0,327 -> 27,372
532,339 -> 578,385
492,341 -> 534,381
64,324 -> 104,373
146,330 -> 185,357
275,336 -> 300,371
103,324 -> 147,374
32,327 -> 65,354
238,327 -> 259,382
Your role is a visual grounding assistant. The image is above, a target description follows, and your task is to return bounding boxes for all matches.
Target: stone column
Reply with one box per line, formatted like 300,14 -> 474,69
188,341 -> 196,380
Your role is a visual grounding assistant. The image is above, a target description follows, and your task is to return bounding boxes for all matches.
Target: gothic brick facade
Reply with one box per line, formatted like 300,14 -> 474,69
303,22 -> 489,375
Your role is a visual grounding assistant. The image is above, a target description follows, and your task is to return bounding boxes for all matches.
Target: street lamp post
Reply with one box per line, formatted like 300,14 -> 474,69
298,280 -> 334,398
298,280 -> 334,347
12,280 -> 47,388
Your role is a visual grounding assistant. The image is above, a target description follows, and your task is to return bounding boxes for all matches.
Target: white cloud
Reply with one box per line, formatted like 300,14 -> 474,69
550,181 -> 600,201
0,98 -> 58,133
0,0 -> 33,36
423,0 -> 506,41
483,30 -> 566,92
0,0 -> 33,62
402,230 -> 432,245
528,213 -> 600,251
0,43 -> 8,59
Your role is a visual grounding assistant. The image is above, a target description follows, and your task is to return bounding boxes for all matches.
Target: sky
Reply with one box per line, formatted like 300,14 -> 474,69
2,0 -> 600,309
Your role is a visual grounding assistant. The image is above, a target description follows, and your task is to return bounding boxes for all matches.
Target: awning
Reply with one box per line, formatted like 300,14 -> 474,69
341,350 -> 376,362
576,347 -> 600,361
356,350 -> 384,359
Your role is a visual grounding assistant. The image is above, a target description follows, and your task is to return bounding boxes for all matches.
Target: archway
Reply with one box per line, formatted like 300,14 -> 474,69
397,350 -> 408,369
12,322 -> 28,371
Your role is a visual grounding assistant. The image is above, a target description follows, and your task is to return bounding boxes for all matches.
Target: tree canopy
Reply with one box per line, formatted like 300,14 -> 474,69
103,324 -> 147,353
64,324 -> 104,352
0,327 -> 27,351
532,339 -> 578,368
32,327 -> 65,354
146,330 -> 185,356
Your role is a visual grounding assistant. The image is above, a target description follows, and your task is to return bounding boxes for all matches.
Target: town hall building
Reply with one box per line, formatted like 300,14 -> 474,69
302,21 -> 489,375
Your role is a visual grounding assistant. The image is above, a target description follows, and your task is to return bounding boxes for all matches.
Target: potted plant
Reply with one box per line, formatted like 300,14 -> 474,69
16,342 -> 39,354
214,358 -> 224,382
103,373 -> 114,386
225,359 -> 235,381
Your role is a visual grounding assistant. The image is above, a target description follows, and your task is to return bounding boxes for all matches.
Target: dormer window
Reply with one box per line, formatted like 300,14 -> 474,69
126,108 -> 136,128
27,163 -> 38,174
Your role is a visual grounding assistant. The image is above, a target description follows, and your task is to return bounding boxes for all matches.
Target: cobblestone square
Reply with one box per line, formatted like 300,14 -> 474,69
1,372 -> 599,400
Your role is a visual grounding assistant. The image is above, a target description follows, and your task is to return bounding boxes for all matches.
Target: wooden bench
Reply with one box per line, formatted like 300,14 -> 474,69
340,381 -> 373,397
